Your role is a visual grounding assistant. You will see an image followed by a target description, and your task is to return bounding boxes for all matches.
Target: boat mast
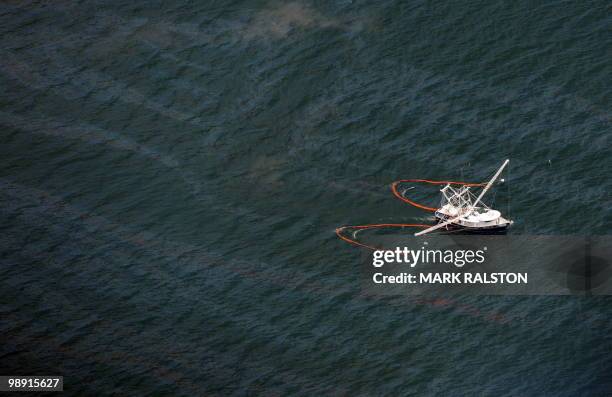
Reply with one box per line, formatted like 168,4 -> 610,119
414,159 -> 509,236
469,159 -> 509,211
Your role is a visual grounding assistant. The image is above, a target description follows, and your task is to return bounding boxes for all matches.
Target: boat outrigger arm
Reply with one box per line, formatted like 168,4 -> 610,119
414,159 -> 510,237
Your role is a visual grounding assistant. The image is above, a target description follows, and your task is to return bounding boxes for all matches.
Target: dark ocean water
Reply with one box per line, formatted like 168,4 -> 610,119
1,0 -> 611,395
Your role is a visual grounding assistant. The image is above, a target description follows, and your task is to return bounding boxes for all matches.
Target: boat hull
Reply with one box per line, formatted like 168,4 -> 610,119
438,223 -> 510,235
434,214 -> 511,235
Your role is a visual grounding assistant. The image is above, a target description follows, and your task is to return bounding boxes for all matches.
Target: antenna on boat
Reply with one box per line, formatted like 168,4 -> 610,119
414,159 -> 510,237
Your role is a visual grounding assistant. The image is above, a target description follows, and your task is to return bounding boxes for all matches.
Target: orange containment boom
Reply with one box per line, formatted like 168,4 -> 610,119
337,179 -> 485,250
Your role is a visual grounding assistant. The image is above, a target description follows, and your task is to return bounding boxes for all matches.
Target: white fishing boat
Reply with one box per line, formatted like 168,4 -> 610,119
415,159 -> 513,236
